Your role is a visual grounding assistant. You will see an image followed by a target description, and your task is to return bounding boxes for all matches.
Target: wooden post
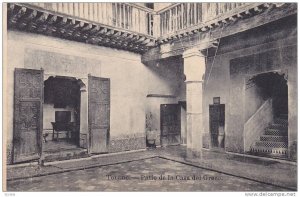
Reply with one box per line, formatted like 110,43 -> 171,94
187,3 -> 190,27
115,3 -> 118,27
63,3 -> 68,14
118,4 -> 121,28
52,3 -> 57,11
168,10 -> 171,33
98,3 -> 102,23
108,3 -> 112,26
194,3 -> 197,24
58,3 -> 63,12
79,3 -> 83,18
148,12 -> 151,35
138,10 -> 141,33
181,4 -> 184,29
83,3 -> 88,19
160,13 -> 163,35
132,8 -> 135,32
68,3 -> 72,15
74,3 -> 78,17
89,3 -> 93,21
128,5 -> 131,29
175,6 -> 178,31
103,3 -> 107,25
122,4 -> 125,28
165,11 -> 168,34
93,3 -> 97,23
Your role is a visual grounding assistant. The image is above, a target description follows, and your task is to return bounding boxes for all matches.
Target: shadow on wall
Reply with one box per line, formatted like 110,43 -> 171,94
145,56 -> 185,97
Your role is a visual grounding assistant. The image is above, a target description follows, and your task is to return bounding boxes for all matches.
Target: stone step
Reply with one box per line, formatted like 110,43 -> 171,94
278,114 -> 288,119
255,141 -> 287,148
250,146 -> 288,155
265,128 -> 288,136
274,118 -> 288,126
249,150 -> 288,159
260,135 -> 288,142
269,123 -> 288,130
43,148 -> 88,162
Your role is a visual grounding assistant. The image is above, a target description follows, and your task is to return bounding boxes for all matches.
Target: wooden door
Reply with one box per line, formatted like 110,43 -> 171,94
88,76 -> 110,153
209,104 -> 225,148
160,104 -> 181,146
13,68 -> 43,163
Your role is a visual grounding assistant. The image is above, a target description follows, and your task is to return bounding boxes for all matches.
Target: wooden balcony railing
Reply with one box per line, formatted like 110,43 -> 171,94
28,2 -> 155,37
158,3 -> 251,36
17,3 -> 274,42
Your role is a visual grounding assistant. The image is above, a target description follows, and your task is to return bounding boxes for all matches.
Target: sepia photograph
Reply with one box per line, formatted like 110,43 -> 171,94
2,1 -> 298,193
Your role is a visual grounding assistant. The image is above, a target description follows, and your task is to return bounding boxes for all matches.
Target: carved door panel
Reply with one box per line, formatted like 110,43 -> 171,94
13,68 -> 43,163
160,104 -> 181,146
88,76 -> 110,154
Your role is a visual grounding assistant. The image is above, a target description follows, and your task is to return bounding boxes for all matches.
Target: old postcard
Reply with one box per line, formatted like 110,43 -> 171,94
3,2 -> 297,193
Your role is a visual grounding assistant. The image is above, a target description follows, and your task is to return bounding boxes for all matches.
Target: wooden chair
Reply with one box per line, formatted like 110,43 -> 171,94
51,122 -> 73,141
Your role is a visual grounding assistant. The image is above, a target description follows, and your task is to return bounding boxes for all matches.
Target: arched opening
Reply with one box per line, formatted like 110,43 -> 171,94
43,76 -> 83,154
246,72 -> 288,119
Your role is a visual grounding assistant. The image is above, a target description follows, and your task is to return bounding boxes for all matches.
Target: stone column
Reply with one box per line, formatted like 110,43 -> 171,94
182,48 -> 206,158
79,80 -> 88,149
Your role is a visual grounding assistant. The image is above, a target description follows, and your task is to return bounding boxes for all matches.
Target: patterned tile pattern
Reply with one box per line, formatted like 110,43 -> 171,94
108,133 -> 146,153
6,142 -> 13,164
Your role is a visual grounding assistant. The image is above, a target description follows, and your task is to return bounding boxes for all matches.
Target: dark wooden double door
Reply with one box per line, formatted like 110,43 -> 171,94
160,104 -> 181,146
13,68 -> 110,163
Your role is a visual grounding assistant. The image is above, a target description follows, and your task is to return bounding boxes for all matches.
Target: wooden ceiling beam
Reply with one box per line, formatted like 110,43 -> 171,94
18,9 -> 37,29
9,6 -> 27,26
34,12 -> 50,33
7,3 -> 156,54
72,21 -> 86,38
142,3 -> 297,62
44,15 -> 58,35
8,4 -> 15,17
63,20 -> 80,36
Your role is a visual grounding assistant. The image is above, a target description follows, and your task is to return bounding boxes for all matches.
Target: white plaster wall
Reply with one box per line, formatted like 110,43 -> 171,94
144,58 -> 185,145
6,30 -> 170,147
203,37 -> 297,152
6,30 -> 183,156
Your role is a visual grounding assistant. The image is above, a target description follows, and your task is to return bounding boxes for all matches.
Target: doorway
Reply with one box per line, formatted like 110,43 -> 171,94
209,97 -> 225,149
160,104 -> 181,146
43,76 -> 82,154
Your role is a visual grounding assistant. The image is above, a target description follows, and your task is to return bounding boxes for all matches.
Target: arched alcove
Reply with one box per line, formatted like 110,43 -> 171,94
43,75 -> 86,153
246,72 -> 288,119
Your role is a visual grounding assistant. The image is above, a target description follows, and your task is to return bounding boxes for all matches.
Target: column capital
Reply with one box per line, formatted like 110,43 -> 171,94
182,40 -> 219,59
182,47 -> 205,59
183,47 -> 206,82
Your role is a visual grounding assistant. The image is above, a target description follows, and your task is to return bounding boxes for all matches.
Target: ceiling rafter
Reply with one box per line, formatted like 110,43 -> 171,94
7,3 -> 156,54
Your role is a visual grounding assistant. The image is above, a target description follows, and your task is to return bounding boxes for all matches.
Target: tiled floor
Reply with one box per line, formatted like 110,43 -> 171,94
7,157 -> 286,192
